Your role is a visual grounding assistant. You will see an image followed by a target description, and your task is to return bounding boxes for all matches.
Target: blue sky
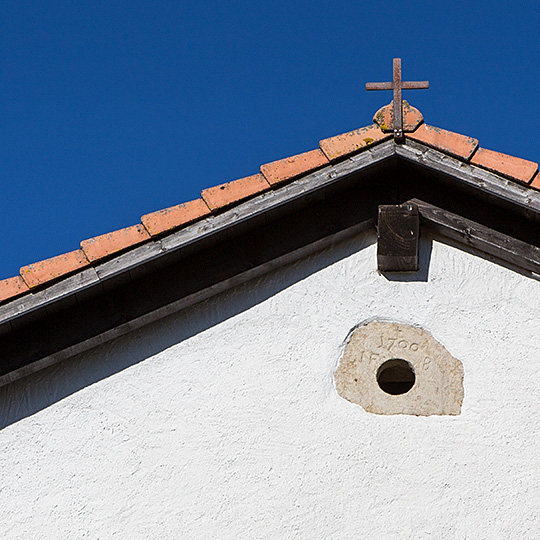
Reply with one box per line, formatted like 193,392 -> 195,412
1,1 -> 539,279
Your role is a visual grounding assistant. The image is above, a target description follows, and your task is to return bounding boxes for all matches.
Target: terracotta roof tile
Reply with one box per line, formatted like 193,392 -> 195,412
0,275 -> 29,303
261,149 -> 328,186
141,198 -> 211,236
20,249 -> 89,289
470,147 -> 538,185
201,173 -> 270,211
81,224 -> 150,263
319,124 -> 392,161
373,101 -> 423,133
407,124 -> 478,160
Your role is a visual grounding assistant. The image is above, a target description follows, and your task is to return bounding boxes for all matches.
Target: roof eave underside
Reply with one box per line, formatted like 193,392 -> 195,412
2,138 -> 540,386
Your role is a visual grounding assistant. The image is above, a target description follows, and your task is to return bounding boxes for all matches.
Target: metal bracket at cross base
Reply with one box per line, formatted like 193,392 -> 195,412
366,58 -> 429,142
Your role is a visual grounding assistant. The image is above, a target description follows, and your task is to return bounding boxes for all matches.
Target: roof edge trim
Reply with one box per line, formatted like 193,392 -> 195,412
397,141 -> 540,217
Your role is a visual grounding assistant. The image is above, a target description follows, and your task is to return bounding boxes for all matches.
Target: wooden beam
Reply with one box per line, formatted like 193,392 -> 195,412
377,203 -> 419,272
412,199 -> 540,275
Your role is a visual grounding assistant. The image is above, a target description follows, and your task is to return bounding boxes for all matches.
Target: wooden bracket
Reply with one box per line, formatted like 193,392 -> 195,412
377,203 -> 419,272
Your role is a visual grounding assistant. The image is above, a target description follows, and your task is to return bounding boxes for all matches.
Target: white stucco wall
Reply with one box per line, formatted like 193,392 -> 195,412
1,230 -> 540,539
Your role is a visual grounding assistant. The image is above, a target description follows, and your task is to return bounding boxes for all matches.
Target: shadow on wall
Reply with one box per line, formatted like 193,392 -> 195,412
378,230 -> 540,284
1,229 -> 533,430
0,231 -> 378,430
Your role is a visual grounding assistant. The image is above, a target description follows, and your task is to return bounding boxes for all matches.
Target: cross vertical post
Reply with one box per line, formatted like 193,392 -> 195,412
366,58 -> 429,142
392,58 -> 403,140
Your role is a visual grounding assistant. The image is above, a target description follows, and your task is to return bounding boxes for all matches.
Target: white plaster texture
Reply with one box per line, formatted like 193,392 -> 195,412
1,231 -> 540,539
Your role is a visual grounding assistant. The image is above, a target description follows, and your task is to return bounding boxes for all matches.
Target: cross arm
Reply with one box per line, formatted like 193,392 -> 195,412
366,81 -> 429,91
402,81 -> 429,90
365,82 -> 393,90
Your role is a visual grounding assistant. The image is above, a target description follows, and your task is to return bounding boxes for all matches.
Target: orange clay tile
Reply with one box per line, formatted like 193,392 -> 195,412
407,124 -> 478,160
319,124 -> 391,161
0,275 -> 30,303
373,101 -> 424,133
81,224 -> 150,263
20,249 -> 89,289
201,173 -> 270,211
141,198 -> 211,236
261,149 -> 329,186
470,147 -> 538,185
530,172 -> 540,190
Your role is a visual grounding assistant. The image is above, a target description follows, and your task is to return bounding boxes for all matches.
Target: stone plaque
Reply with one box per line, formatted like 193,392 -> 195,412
335,321 -> 464,416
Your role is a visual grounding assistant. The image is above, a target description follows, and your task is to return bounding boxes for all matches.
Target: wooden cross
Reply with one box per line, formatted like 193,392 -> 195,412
366,58 -> 429,141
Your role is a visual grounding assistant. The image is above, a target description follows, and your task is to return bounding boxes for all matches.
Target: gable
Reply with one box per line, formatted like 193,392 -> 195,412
1,228 -> 539,536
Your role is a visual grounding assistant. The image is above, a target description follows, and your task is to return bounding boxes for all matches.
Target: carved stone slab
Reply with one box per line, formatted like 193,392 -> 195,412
335,321 -> 464,416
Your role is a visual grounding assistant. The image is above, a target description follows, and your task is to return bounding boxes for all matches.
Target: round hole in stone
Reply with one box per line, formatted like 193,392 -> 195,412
376,359 -> 415,395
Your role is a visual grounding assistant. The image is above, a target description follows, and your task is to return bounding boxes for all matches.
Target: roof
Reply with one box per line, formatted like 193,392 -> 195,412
2,101 -> 539,304
2,101 -> 539,305
1,100 -> 540,386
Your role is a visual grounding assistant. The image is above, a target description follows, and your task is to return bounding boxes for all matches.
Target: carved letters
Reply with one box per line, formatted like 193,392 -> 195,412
335,321 -> 464,416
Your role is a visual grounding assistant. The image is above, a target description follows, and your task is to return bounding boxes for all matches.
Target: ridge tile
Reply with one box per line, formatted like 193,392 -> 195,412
142,198 -> 210,236
407,124 -> 478,160
20,249 -> 89,289
201,173 -> 270,211
373,101 -> 423,133
261,149 -> 329,185
81,224 -> 150,262
470,147 -> 538,184
319,124 -> 391,161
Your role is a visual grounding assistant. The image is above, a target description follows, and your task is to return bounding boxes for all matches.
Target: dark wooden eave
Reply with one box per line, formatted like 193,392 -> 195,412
1,139 -> 540,387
